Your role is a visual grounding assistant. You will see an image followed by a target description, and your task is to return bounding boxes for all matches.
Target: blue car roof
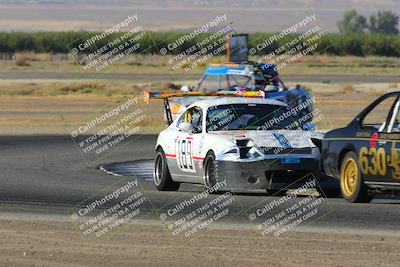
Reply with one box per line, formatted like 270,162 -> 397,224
204,65 -> 247,76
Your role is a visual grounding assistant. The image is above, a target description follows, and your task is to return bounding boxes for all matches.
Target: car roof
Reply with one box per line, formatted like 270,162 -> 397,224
204,64 -> 254,76
187,97 -> 287,110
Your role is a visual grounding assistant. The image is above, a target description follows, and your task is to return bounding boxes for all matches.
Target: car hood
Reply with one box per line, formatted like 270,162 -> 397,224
208,129 -> 319,148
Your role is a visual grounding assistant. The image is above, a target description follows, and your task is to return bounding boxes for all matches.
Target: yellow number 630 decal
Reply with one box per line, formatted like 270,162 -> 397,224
359,147 -> 387,176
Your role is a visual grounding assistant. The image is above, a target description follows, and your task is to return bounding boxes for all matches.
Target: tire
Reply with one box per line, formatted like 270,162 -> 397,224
204,151 -> 217,188
340,151 -> 373,203
153,148 -> 180,191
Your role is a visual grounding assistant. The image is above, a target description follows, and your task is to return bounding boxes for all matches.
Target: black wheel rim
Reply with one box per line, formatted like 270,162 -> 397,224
205,157 -> 216,187
154,154 -> 163,186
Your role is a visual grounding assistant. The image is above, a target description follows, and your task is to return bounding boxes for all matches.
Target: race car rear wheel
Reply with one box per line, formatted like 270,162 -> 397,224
204,151 -> 217,188
154,148 -> 180,191
340,151 -> 372,203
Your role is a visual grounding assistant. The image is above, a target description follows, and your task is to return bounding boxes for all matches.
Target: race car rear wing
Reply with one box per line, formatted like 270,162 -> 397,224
143,90 -> 266,125
143,90 -> 265,104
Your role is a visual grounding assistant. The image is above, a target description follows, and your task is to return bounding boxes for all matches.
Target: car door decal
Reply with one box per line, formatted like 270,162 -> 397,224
387,141 -> 400,180
359,146 -> 387,176
369,132 -> 379,148
176,137 -> 196,173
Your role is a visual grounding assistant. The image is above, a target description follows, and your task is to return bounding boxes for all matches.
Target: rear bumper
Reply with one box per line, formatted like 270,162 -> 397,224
215,157 -> 320,190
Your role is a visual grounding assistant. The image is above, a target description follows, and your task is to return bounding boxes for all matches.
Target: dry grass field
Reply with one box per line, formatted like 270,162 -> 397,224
1,53 -> 399,75
0,79 -> 396,135
0,54 -> 398,135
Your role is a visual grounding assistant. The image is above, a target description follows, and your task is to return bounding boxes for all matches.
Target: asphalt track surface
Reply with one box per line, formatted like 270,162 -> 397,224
1,135 -> 400,234
1,72 -> 400,83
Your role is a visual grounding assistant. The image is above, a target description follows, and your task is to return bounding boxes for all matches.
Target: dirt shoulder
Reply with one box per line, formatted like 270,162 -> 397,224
0,215 -> 399,267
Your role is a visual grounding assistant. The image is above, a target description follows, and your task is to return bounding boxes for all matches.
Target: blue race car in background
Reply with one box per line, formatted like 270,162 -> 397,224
171,62 -> 314,127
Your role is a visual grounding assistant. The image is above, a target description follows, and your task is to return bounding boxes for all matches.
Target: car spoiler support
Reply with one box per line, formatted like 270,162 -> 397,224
163,98 -> 173,125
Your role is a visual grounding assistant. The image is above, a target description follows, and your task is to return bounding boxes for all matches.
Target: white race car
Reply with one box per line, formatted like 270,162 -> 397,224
152,96 -> 326,193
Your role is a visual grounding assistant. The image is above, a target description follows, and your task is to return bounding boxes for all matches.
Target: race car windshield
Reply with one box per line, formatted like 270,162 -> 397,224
197,74 -> 252,92
206,104 -> 301,131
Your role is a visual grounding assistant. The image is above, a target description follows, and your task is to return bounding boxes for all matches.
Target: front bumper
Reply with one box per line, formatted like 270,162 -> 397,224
215,157 -> 319,190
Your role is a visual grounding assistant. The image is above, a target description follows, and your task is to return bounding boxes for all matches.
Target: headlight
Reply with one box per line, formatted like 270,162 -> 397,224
246,140 -> 256,147
236,138 -> 255,147
224,148 -> 237,154
236,139 -> 256,158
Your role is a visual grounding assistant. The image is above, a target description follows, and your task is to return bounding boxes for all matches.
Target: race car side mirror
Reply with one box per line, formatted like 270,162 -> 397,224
178,122 -> 194,132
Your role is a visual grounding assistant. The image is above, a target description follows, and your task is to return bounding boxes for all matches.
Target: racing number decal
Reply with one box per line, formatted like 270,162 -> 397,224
359,145 -> 400,180
389,147 -> 400,179
359,147 -> 387,176
176,138 -> 195,172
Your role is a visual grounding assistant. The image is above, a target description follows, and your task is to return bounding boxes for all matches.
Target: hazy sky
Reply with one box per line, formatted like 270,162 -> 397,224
0,0 -> 399,32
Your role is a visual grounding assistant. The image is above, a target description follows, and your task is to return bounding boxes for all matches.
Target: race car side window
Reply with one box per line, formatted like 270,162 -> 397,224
360,95 -> 398,132
176,113 -> 185,128
190,107 -> 203,133
387,99 -> 400,133
176,107 -> 203,133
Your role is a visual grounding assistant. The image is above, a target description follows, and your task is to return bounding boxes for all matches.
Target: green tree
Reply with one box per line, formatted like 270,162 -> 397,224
369,11 -> 399,35
337,10 -> 367,34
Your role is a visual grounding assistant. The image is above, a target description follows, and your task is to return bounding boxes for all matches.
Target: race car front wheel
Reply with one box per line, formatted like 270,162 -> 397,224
340,151 -> 372,203
204,151 -> 217,188
154,148 -> 180,191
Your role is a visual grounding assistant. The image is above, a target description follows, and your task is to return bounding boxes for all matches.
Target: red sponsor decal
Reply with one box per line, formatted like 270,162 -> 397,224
370,132 -> 379,148
176,136 -> 193,140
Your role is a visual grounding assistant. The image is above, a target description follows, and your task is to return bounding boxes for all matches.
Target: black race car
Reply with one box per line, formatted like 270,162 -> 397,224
322,91 -> 400,203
